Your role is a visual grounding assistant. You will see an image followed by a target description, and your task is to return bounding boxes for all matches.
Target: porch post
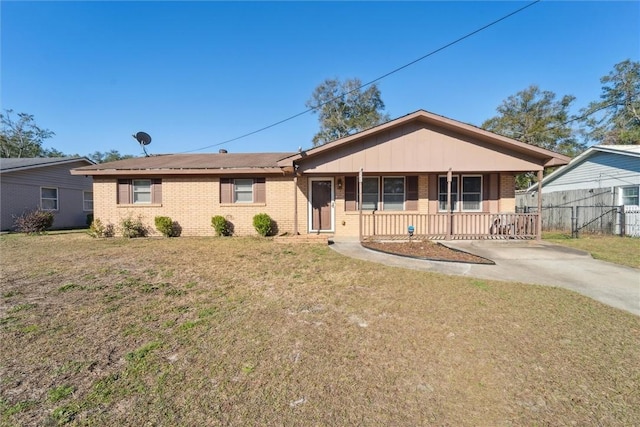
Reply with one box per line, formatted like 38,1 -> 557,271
293,175 -> 298,235
447,168 -> 452,239
536,170 -> 543,241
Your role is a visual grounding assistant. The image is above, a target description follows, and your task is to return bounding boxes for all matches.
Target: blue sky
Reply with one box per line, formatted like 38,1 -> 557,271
2,1 -> 638,157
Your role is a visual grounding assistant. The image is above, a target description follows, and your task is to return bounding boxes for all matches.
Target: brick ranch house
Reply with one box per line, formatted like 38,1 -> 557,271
71,110 -> 570,240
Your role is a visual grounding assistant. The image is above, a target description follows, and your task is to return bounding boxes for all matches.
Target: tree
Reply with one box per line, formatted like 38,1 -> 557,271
0,109 -> 55,158
482,85 -> 584,189
580,60 -> 640,145
306,77 -> 390,146
88,150 -> 135,163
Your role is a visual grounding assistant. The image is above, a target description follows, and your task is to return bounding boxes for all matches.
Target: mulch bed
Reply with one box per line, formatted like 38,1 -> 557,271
362,240 -> 495,264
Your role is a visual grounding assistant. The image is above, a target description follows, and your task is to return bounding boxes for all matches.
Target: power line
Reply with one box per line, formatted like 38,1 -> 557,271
179,0 -> 541,154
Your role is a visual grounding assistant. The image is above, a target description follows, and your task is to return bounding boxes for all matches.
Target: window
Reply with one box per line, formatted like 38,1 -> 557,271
132,180 -> 152,204
383,177 -> 405,211
117,179 -> 162,204
439,175 -> 482,212
621,186 -> 639,206
234,179 -> 254,203
439,176 -> 459,211
461,176 -> 482,211
83,191 -> 94,211
344,176 -> 418,211
41,187 -> 58,211
362,177 -> 379,210
220,178 -> 265,204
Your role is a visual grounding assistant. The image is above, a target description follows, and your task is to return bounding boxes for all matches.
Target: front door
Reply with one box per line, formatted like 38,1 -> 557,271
309,179 -> 334,232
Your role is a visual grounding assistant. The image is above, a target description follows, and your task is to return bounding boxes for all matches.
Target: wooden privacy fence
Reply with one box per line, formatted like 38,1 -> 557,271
361,212 -> 539,240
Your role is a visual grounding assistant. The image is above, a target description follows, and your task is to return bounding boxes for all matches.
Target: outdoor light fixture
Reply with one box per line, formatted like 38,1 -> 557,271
337,178 -> 343,190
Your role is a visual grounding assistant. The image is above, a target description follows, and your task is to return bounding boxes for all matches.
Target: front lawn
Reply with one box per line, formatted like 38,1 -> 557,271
544,232 -> 640,268
1,234 -> 639,426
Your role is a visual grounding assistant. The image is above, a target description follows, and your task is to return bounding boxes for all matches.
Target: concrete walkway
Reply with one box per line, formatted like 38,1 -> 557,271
329,238 -> 640,316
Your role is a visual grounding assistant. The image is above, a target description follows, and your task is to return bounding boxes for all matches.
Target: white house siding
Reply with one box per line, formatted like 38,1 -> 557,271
1,161 -> 93,230
542,151 -> 640,192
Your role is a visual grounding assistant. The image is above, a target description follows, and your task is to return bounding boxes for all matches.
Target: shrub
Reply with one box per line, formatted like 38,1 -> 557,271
252,213 -> 273,237
211,215 -> 230,236
154,216 -> 178,237
120,215 -> 147,238
13,208 -> 54,234
86,213 -> 94,227
88,218 -> 115,238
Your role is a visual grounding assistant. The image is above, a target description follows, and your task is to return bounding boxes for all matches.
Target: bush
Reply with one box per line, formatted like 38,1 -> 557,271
86,213 -> 94,227
253,213 -> 273,237
154,216 -> 178,237
13,208 -> 54,234
211,215 -> 230,236
88,218 -> 115,238
120,215 -> 147,238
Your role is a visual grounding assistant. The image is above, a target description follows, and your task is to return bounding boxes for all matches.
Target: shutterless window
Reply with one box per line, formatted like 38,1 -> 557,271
234,179 -> 254,203
83,191 -> 94,211
383,177 -> 404,211
132,180 -> 151,204
622,186 -> 639,206
362,177 -> 379,210
41,187 -> 58,211
439,176 -> 459,211
461,176 -> 482,211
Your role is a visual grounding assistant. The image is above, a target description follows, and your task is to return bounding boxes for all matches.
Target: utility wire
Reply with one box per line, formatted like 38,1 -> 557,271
179,0 -> 541,154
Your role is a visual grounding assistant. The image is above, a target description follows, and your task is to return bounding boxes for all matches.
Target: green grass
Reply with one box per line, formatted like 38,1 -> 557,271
0,233 -> 639,426
544,232 -> 640,268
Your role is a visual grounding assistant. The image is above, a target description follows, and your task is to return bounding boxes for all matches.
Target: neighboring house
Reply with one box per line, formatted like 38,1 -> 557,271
521,144 -> 640,236
71,110 -> 570,240
1,157 -> 95,231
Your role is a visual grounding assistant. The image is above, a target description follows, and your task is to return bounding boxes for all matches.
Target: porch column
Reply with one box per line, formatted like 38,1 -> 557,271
536,170 -> 543,241
447,168 -> 452,240
293,175 -> 298,235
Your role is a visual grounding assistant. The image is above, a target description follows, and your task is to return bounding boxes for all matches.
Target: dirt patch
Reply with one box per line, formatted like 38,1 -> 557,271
362,240 -> 494,264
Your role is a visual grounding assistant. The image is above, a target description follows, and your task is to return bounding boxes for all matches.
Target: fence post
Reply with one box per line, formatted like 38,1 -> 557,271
571,206 -> 577,238
620,205 -> 625,237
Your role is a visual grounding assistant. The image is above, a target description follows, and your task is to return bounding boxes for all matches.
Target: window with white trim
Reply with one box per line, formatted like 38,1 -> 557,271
461,176 -> 482,211
621,186 -> 639,206
41,187 -> 59,211
439,175 -> 482,212
234,179 -> 254,203
83,191 -> 94,211
383,177 -> 405,211
439,176 -> 459,211
132,180 -> 152,204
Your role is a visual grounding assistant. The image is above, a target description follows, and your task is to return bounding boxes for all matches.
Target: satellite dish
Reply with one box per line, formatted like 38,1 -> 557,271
132,131 -> 152,157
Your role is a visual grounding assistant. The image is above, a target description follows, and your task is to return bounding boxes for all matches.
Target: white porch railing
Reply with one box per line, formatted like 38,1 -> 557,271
361,212 -> 539,240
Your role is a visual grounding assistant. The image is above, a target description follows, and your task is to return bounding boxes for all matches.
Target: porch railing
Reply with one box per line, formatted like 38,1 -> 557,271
361,212 -> 538,240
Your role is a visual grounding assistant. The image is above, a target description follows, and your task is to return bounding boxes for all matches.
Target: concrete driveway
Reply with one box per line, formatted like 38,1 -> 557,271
329,239 -> 640,316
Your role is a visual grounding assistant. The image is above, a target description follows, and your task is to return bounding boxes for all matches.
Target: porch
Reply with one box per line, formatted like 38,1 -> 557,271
360,212 -> 539,241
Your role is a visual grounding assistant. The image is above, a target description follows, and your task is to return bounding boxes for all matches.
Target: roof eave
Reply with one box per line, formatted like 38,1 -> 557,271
70,167 -> 284,176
